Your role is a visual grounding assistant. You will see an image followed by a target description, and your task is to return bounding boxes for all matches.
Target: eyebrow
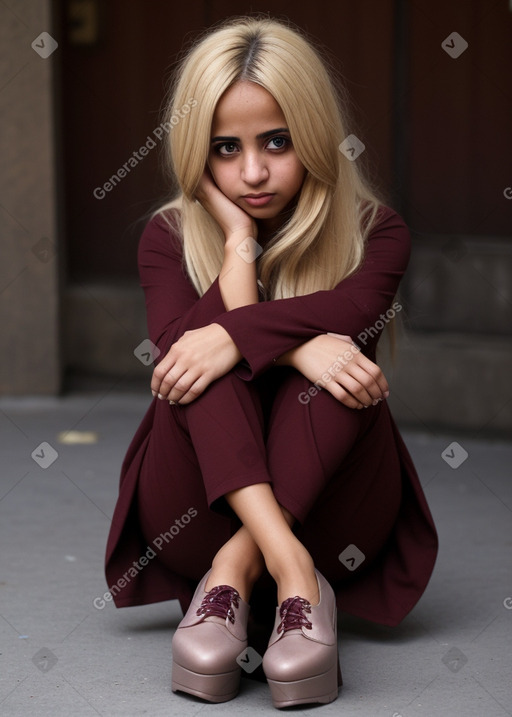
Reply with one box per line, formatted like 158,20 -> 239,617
211,127 -> 290,143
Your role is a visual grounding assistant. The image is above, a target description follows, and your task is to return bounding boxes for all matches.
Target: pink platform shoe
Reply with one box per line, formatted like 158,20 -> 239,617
262,570 -> 342,708
171,570 -> 250,702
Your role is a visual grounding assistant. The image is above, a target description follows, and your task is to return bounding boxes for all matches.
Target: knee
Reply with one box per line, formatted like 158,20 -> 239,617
197,369 -> 256,402
275,369 -> 356,419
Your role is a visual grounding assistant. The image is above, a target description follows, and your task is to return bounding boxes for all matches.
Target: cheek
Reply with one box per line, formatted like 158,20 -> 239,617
209,161 -> 235,194
295,165 -> 307,191
281,159 -> 306,194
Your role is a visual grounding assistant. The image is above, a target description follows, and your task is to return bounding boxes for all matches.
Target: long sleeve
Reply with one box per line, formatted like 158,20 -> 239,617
209,206 -> 411,379
139,206 -> 410,378
138,211 -> 228,361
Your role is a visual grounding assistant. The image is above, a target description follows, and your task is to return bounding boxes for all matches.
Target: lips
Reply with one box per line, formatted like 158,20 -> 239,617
242,193 -> 275,207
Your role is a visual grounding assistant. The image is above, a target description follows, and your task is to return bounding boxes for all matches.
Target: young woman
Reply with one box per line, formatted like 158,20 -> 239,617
105,16 -> 438,709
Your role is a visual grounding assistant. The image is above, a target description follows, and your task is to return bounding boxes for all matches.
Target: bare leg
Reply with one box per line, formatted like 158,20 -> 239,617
218,483 -> 319,606
205,505 -> 294,601
205,525 -> 264,602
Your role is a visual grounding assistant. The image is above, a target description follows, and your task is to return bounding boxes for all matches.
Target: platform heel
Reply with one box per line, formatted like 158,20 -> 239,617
171,570 -> 250,703
262,570 -> 341,708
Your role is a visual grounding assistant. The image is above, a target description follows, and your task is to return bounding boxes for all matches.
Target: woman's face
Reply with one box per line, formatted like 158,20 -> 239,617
208,81 -> 306,231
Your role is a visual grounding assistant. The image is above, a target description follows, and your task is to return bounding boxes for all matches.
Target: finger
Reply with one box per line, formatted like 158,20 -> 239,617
324,382 -> 365,409
346,365 -> 384,402
154,363 -> 190,400
151,354 -> 177,396
163,368 -> 197,402
345,355 -> 389,398
171,376 -> 208,405
355,361 -> 389,399
334,372 -> 375,406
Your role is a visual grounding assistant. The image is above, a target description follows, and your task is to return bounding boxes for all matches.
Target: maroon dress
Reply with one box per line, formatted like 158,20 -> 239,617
104,206 -> 438,627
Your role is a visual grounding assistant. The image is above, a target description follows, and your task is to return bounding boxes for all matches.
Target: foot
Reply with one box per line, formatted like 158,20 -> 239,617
205,546 -> 264,603
171,571 -> 250,703
204,525 -> 265,602
205,566 -> 256,603
271,551 -> 320,606
262,570 -> 340,709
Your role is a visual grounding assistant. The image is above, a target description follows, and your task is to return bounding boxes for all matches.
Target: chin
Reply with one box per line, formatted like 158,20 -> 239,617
245,206 -> 282,219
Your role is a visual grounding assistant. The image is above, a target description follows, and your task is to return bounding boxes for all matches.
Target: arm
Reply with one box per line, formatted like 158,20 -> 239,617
195,169 -> 259,311
150,172 -> 260,403
276,333 -> 389,409
137,211 -> 230,358
209,206 -> 410,379
143,205 -> 404,406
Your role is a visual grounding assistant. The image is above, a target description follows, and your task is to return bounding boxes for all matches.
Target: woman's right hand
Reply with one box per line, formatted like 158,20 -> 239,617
194,168 -> 257,242
277,333 -> 389,409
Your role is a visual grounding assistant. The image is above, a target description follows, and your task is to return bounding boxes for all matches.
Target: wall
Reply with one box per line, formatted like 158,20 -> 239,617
2,0 -> 511,435
0,0 -> 61,395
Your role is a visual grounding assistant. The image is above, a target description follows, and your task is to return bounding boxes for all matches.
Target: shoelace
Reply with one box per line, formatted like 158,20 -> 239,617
196,585 -> 240,624
277,596 -> 313,634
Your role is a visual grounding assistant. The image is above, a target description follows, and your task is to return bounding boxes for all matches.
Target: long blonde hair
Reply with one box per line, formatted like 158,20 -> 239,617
158,16 -> 383,300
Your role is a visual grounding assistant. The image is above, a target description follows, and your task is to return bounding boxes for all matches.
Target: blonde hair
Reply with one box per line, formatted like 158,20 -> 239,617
158,16 -> 383,300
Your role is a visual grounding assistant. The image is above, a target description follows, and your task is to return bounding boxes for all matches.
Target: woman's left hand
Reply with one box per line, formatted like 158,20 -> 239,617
151,323 -> 242,404
278,332 -> 389,409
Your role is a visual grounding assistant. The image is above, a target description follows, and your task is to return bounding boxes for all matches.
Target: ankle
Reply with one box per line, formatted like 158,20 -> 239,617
207,555 -> 263,602
277,570 -> 319,607
266,546 -> 319,606
266,542 -> 314,581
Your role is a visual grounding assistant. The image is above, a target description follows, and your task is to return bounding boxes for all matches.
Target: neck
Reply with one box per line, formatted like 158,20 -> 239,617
257,202 -> 296,245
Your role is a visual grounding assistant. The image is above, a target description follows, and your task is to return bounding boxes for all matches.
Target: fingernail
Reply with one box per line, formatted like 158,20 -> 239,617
157,393 -> 165,400
151,390 -> 157,397
384,390 -> 390,398
372,399 -> 379,406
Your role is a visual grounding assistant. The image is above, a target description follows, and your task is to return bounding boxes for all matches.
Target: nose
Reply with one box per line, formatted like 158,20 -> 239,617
241,150 -> 269,185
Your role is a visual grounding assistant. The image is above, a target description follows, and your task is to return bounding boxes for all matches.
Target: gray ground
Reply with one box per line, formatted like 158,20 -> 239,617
1,388 -> 511,716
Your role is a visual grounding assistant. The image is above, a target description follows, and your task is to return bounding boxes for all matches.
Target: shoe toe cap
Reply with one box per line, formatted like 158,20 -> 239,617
172,622 -> 246,674
263,634 -> 335,682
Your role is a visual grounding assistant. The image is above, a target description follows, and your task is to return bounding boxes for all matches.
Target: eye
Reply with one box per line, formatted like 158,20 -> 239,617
215,142 -> 239,156
267,136 -> 289,150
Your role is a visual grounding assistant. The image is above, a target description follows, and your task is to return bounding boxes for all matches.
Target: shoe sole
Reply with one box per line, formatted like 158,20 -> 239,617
266,658 -> 342,708
171,661 -> 240,703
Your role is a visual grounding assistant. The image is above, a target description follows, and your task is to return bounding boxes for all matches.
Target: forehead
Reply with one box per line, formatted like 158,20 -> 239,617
211,81 -> 286,134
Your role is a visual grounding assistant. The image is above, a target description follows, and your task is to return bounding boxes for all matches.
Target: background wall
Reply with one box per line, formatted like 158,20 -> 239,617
0,0 -> 61,395
1,0 -> 511,435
